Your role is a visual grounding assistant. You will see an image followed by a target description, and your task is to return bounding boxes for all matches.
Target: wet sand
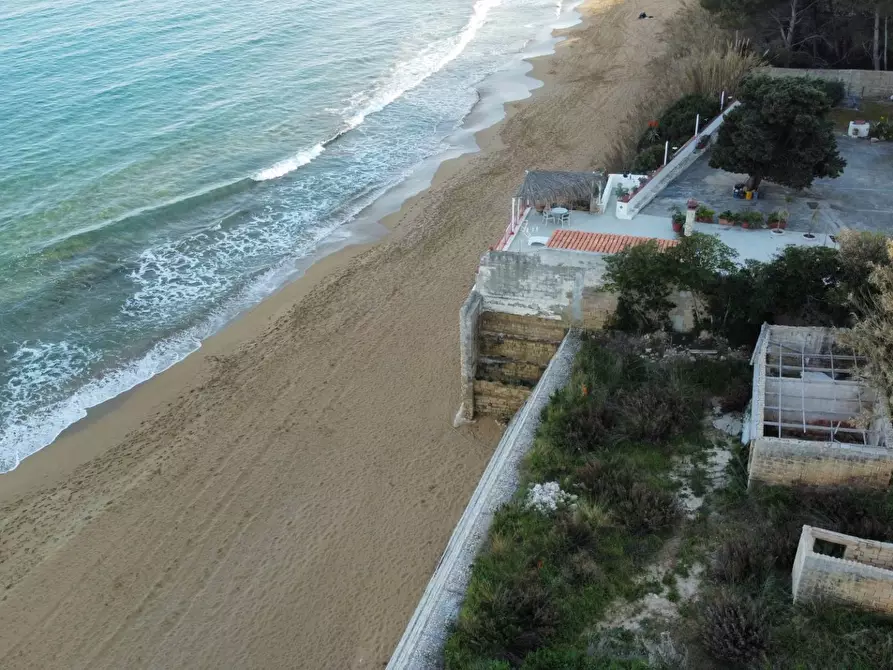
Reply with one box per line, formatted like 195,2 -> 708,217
0,1 -> 681,667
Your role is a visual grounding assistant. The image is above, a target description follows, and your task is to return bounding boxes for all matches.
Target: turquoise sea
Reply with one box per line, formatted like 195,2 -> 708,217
0,0 -> 578,471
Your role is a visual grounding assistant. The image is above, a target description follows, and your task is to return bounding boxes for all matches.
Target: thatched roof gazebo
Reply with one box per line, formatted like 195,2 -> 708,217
513,170 -> 607,222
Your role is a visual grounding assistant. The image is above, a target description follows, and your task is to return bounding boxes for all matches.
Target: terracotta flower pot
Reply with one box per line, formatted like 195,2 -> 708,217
672,221 -> 683,233
741,222 -> 750,229
719,218 -> 731,226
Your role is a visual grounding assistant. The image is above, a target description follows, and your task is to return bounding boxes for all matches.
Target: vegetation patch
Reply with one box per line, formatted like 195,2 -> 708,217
442,336 -> 751,668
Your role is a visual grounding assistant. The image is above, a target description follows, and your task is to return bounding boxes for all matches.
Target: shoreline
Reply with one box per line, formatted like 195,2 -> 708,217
0,2 -> 681,667
0,0 -> 584,481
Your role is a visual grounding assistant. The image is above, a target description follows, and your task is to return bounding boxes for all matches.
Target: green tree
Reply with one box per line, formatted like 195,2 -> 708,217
709,75 -> 846,191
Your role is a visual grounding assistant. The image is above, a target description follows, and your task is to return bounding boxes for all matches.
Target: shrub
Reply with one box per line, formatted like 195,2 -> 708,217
870,116 -> 893,141
608,381 -> 698,444
712,534 -> 779,584
701,590 -> 769,665
604,241 -> 674,332
807,77 -> 846,107
448,573 -> 561,665
577,460 -> 680,534
617,483 -> 681,534
631,144 -> 665,173
658,93 -> 718,146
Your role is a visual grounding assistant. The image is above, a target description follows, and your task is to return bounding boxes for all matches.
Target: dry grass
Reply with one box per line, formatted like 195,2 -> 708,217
840,239 -> 893,418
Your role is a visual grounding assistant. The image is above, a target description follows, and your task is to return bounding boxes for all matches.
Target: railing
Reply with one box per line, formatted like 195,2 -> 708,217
494,206 -> 531,250
618,102 -> 741,219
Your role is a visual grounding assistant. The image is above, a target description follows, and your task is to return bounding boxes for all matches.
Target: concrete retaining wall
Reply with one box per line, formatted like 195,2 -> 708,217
759,67 -> 893,100
387,332 -> 582,669
793,526 -> 893,614
748,437 -> 893,488
474,249 -> 612,325
474,250 -> 697,332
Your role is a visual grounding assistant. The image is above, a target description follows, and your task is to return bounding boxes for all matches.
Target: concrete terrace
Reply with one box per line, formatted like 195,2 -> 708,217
641,137 -> 893,234
507,197 -> 836,262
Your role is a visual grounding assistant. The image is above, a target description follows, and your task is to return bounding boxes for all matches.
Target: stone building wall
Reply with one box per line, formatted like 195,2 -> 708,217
474,250 -> 697,332
748,438 -> 893,489
458,249 -> 699,422
758,67 -> 893,99
793,526 -> 893,614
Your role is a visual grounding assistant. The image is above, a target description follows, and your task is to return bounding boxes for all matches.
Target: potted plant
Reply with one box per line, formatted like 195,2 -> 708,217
695,133 -> 711,151
670,207 -> 685,233
739,211 -> 763,229
615,184 -> 629,199
767,210 -> 788,230
695,205 -> 714,223
718,210 -> 734,226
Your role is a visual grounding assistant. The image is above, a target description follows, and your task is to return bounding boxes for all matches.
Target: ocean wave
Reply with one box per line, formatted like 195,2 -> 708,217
252,142 -> 326,181
342,0 -> 503,131
0,333 -> 203,473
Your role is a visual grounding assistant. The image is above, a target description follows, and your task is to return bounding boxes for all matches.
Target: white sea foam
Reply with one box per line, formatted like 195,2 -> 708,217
252,143 -> 325,181
0,335 -> 200,473
343,0 -> 503,130
0,183 -> 385,473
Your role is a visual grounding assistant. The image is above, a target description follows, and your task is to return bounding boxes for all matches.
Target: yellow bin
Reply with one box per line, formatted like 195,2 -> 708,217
745,190 -> 753,200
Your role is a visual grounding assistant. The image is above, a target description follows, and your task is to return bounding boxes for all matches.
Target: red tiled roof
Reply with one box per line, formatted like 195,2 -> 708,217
546,230 -> 679,254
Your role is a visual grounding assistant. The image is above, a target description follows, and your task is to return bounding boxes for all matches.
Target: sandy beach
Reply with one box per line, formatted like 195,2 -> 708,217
0,1 -> 680,667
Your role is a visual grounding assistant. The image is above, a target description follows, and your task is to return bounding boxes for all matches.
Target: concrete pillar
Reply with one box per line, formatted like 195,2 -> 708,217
684,206 -> 695,237
455,290 -> 483,426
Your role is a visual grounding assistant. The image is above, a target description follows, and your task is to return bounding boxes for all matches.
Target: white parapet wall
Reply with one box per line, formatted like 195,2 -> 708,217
616,102 -> 741,221
793,525 -> 893,614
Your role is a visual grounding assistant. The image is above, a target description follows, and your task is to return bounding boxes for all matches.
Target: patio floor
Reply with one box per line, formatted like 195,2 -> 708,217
507,199 -> 836,263
640,136 -> 893,234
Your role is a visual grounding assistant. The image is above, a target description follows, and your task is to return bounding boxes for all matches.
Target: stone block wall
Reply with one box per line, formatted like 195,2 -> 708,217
748,438 -> 893,488
472,380 -> 533,422
758,67 -> 893,99
458,305 -> 567,422
793,526 -> 893,614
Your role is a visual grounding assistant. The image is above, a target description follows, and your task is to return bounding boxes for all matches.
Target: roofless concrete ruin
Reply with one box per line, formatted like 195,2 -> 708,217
748,325 -> 893,489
